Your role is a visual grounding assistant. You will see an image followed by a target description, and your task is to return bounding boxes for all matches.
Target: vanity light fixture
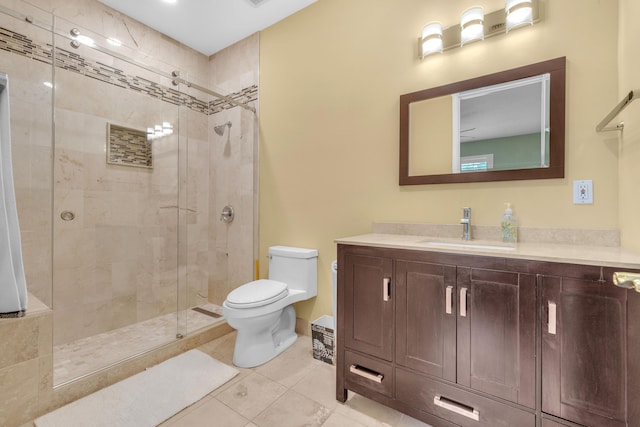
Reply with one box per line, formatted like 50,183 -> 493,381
505,0 -> 533,32
420,22 -> 443,58
418,0 -> 540,59
460,7 -> 484,46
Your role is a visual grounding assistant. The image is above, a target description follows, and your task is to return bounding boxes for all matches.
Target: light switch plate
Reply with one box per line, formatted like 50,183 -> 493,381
573,180 -> 593,204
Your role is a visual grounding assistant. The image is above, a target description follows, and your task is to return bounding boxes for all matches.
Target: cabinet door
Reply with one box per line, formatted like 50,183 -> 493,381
457,267 -> 536,408
541,275 -> 627,427
343,252 -> 394,361
396,260 -> 457,382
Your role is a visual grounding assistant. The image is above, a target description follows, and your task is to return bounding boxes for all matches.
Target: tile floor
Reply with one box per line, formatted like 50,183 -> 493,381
54,304 -> 225,385
157,331 -> 433,427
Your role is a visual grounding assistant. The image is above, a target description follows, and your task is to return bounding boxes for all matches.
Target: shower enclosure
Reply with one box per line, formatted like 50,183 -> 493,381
1,0 -> 258,386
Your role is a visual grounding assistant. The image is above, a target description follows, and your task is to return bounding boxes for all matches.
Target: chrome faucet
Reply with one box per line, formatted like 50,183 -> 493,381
461,207 -> 471,241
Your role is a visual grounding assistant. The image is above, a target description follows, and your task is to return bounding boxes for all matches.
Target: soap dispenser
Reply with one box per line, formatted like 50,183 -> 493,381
500,203 -> 518,243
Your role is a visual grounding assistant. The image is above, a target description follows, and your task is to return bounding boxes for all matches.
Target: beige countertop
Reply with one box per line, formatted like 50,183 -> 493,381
335,233 -> 640,269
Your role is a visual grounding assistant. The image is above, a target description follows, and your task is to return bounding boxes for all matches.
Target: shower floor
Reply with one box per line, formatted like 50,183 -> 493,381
53,304 -> 225,386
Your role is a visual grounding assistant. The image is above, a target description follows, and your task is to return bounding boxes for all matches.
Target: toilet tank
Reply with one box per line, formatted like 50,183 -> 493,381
268,246 -> 318,296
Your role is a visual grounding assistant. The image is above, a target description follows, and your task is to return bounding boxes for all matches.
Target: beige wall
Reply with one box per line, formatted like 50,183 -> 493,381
618,0 -> 640,251
259,0 -> 622,322
409,95 -> 452,176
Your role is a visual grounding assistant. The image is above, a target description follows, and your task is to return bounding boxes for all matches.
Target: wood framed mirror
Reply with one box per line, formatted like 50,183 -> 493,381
399,57 -> 566,185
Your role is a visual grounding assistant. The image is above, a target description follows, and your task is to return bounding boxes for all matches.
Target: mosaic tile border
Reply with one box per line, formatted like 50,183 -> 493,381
107,123 -> 152,168
0,25 -> 257,116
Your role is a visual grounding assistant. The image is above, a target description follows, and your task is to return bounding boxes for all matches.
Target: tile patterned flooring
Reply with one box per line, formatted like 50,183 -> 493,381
53,304 -> 225,385
40,321 -> 434,426
158,332 -> 433,427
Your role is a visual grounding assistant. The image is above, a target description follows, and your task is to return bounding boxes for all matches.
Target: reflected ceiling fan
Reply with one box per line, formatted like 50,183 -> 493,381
460,127 -> 476,139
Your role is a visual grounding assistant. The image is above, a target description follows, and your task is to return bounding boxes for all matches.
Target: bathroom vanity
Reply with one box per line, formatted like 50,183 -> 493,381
335,232 -> 640,427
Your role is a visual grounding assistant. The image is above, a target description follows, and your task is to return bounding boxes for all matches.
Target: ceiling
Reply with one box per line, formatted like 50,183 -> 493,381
460,80 -> 547,142
98,0 -> 317,56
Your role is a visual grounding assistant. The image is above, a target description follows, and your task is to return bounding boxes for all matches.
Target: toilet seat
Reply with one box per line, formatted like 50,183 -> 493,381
225,279 -> 289,309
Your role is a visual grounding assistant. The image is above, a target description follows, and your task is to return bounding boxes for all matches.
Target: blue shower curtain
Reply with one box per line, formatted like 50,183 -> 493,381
0,72 -> 27,317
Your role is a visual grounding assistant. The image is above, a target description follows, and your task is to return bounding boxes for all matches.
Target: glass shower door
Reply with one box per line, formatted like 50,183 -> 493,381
51,18 -> 182,385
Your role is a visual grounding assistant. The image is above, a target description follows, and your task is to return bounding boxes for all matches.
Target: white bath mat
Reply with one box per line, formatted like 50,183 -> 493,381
35,349 -> 238,427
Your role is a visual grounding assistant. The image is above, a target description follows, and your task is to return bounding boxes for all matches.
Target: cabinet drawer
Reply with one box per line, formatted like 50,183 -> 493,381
542,418 -> 586,427
344,350 -> 393,398
397,367 -> 534,427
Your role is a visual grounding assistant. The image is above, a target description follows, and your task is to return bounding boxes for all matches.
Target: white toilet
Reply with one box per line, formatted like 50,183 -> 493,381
223,245 -> 318,368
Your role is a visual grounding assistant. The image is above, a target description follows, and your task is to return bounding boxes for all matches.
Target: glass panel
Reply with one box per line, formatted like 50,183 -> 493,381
52,17 -> 180,385
2,0 -> 259,386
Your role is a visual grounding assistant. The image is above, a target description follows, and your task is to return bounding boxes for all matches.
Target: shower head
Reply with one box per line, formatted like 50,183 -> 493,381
214,121 -> 232,136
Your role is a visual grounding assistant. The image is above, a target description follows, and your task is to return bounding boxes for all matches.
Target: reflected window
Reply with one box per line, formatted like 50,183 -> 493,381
460,154 -> 493,172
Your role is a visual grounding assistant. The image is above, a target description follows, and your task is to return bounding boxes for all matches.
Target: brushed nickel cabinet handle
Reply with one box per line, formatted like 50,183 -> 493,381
383,277 -> 391,302
349,364 -> 384,383
460,287 -> 468,317
446,286 -> 453,314
434,395 -> 480,421
548,301 -> 557,335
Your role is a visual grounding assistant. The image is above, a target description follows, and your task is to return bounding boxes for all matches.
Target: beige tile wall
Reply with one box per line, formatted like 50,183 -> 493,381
52,64 -> 183,344
207,33 -> 260,306
2,0 -> 259,345
0,298 -> 52,426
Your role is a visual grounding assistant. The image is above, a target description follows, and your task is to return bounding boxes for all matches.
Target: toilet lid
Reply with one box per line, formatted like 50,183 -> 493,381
225,279 -> 289,309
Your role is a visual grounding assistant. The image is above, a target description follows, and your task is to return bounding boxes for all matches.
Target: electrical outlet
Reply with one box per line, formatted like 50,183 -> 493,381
573,180 -> 593,204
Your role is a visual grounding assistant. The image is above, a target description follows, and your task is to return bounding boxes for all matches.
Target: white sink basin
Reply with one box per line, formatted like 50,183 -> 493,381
419,240 -> 516,251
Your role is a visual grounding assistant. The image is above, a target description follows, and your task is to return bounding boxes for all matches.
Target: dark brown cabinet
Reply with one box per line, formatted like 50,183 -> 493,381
336,242 -> 640,427
395,260 -> 536,408
457,267 -> 536,408
342,252 -> 394,361
337,245 -> 536,426
340,250 -> 395,402
541,275 -> 628,427
395,260 -> 457,382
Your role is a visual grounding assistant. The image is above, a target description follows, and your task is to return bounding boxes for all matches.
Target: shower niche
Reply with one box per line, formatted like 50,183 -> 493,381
106,123 -> 153,168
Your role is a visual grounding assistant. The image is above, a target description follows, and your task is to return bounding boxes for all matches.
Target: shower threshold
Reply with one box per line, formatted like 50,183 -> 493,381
53,303 -> 224,386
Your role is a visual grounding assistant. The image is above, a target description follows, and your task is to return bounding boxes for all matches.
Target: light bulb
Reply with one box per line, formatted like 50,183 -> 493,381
421,22 -> 443,57
505,0 -> 533,32
460,7 -> 484,46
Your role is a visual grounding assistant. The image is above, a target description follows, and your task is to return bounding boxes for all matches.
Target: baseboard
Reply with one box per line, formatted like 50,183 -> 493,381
295,317 -> 311,337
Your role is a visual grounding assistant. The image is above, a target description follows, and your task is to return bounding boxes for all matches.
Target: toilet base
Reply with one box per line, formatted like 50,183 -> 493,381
231,305 -> 298,368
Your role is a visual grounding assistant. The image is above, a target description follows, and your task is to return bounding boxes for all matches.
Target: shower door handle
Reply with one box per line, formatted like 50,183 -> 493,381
220,205 -> 234,222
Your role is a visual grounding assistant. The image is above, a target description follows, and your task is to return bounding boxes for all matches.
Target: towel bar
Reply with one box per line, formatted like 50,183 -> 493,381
596,90 -> 639,132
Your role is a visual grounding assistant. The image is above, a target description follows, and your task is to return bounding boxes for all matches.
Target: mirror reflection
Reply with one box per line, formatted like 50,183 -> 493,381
400,57 -> 565,185
454,74 -> 550,173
